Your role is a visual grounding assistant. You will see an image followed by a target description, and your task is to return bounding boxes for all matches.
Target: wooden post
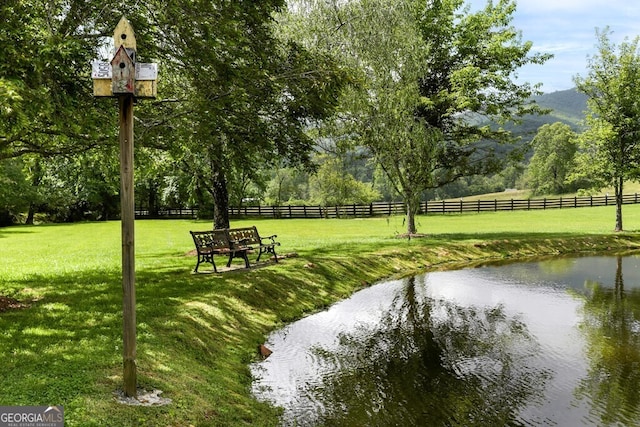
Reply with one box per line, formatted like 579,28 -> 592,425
119,94 -> 137,397
92,16 -> 158,399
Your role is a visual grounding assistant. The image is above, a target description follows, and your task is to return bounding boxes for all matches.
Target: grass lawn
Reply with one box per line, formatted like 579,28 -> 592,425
2,205 -> 640,426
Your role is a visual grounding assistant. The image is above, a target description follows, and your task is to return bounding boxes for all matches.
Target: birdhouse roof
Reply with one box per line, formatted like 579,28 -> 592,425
111,45 -> 134,66
114,16 -> 136,50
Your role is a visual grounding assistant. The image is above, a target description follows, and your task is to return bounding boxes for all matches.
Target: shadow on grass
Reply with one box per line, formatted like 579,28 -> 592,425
0,227 -> 38,238
0,255 -> 333,424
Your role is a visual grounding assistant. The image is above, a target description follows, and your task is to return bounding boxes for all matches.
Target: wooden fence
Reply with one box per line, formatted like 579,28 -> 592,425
135,193 -> 640,219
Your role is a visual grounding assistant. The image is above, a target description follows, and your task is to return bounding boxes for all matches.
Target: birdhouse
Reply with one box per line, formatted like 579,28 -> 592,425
134,63 -> 158,99
114,16 -> 137,52
111,45 -> 135,94
92,16 -> 157,99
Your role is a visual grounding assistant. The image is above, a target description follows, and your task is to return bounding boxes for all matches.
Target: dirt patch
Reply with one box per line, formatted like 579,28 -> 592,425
0,296 -> 28,312
395,233 -> 429,239
115,389 -> 172,406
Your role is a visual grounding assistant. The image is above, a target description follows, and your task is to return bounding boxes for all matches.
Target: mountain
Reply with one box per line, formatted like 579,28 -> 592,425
505,88 -> 588,144
532,88 -> 588,128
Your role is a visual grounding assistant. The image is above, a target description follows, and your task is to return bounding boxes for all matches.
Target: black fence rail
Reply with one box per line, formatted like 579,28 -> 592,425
228,202 -> 407,218
135,207 -> 198,219
135,193 -> 640,219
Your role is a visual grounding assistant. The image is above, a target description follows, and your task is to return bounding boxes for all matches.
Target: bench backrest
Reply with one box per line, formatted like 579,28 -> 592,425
226,226 -> 260,246
190,230 -> 228,251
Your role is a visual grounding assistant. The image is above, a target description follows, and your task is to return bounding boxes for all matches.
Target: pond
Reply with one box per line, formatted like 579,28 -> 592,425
251,254 -> 640,426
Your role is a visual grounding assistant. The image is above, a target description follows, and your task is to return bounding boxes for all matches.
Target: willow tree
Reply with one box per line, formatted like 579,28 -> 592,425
574,29 -> 640,232
288,0 -> 549,234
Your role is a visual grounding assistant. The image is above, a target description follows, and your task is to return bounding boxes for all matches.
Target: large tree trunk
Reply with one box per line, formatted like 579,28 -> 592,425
212,169 -> 230,230
614,176 -> 623,232
26,159 -> 43,225
404,192 -> 420,235
25,206 -> 36,225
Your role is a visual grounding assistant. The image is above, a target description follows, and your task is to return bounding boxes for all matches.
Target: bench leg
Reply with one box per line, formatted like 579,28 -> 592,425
257,246 -> 278,263
195,253 -> 217,273
241,251 -> 250,268
227,251 -> 250,268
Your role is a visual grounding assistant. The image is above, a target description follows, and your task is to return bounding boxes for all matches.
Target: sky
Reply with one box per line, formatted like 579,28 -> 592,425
466,0 -> 640,93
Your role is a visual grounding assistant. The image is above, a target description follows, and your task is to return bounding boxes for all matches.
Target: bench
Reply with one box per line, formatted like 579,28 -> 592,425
225,226 -> 280,263
189,230 -> 250,273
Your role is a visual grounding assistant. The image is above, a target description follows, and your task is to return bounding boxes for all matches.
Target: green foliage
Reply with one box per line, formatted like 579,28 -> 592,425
263,167 -> 310,205
0,159 -> 32,225
140,0 -> 351,228
289,0 -> 549,234
0,0 -> 115,160
525,122 -> 578,195
574,29 -> 640,230
309,155 -> 380,206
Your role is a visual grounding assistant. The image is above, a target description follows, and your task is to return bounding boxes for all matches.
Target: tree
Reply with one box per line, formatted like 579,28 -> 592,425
525,122 -> 577,195
0,158 -> 33,225
309,155 -> 380,207
264,167 -> 309,206
142,0 -> 349,229
574,29 -> 640,231
288,0 -> 549,234
0,0 -> 115,160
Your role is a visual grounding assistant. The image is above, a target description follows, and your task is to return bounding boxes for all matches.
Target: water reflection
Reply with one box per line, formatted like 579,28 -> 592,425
314,276 -> 549,426
574,256 -> 640,426
251,254 -> 640,426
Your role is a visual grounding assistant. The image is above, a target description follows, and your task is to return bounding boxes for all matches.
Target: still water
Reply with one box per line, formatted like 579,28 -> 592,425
251,254 -> 640,426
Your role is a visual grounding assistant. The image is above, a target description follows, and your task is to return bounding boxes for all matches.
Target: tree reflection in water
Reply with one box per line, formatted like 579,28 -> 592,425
308,276 -> 551,426
575,255 -> 640,426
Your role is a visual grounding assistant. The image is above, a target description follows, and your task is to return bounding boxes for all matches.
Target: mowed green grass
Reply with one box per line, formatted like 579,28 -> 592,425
1,205 -> 640,426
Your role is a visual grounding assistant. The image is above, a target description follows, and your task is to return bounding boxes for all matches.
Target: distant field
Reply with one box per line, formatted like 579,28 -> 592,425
455,182 -> 640,202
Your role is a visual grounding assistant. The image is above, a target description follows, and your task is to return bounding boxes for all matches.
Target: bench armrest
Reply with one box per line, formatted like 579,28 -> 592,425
261,234 -> 278,244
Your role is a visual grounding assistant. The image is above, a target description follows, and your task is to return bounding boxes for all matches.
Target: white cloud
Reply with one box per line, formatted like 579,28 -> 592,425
464,0 -> 640,91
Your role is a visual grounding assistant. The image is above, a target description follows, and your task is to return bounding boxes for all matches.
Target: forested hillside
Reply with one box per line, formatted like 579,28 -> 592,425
507,88 -> 588,142
533,88 -> 588,127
